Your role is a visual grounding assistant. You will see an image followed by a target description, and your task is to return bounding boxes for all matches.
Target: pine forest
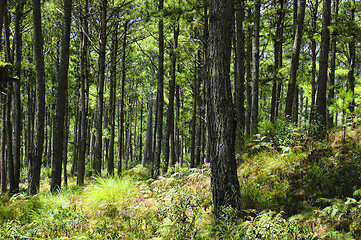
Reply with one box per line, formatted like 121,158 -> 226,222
0,0 -> 361,238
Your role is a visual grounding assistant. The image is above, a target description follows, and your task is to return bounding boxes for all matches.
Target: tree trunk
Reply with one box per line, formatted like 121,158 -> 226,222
163,23 -> 179,173
234,0 -> 246,147
118,21 -> 127,175
51,0 -> 72,192
309,0 -> 319,125
77,0 -> 89,185
108,22 -> 118,176
138,103 -> 143,163
347,2 -> 355,113
207,0 -> 241,219
13,0 -> 24,193
1,96 -> 7,193
270,0 -> 284,122
285,0 -> 306,120
251,0 -> 261,135
29,0 -> 46,195
190,54 -> 198,168
125,102 -> 133,170
245,7 -> 252,137
94,0 -> 107,175
316,0 -> 331,130
153,0 -> 164,178
63,110 -> 69,186
328,0 -> 339,128
71,98 -> 79,176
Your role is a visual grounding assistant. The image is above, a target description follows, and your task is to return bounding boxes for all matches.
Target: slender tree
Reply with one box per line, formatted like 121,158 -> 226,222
347,1 -> 356,112
153,0 -> 164,178
118,21 -> 127,175
51,0 -> 72,192
234,0 -> 245,146
164,23 -> 179,172
28,0 -> 46,195
328,0 -> 339,128
94,0 -> 107,175
285,0 -> 306,120
316,0 -> 331,130
108,22 -> 118,176
13,0 -> 24,193
77,0 -> 89,185
251,0 -> 261,135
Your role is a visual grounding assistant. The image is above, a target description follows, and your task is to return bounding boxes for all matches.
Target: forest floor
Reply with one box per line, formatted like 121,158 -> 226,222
1,123 -> 361,239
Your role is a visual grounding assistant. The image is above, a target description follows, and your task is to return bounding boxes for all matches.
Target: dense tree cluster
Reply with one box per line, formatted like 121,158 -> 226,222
0,0 -> 360,216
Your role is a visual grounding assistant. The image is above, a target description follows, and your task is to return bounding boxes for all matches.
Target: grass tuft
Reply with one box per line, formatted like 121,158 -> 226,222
83,176 -> 139,216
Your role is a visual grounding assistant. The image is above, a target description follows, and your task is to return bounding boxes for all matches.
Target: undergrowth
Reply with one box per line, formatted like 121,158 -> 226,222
1,124 -> 361,239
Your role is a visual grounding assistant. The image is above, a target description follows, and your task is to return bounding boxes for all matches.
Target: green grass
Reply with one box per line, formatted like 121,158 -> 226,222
1,126 -> 361,239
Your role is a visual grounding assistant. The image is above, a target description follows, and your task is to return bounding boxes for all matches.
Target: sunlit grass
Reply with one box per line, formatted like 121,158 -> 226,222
83,176 -> 139,216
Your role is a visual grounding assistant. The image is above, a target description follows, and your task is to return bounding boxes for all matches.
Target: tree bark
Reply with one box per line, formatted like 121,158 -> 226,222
118,21 -> 127,175
153,0 -> 164,178
347,2 -> 355,113
245,7 -> 252,137
251,0 -> 261,135
77,0 -> 89,185
270,0 -> 284,122
207,0 -> 241,218
190,54 -> 198,168
51,0 -> 72,192
94,0 -> 107,175
163,23 -> 179,173
234,0 -> 245,146
13,0 -> 24,193
108,22 -> 118,176
285,0 -> 306,120
309,0 -> 319,125
328,0 -> 339,128
316,0 -> 331,130
29,0 -> 46,195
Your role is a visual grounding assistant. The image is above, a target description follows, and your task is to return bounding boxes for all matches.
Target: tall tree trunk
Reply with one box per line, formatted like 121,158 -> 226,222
163,23 -> 179,173
118,21 -> 127,175
316,0 -> 331,131
347,2 -> 355,113
1,96 -> 7,193
7,86 -> 15,194
142,86 -> 154,166
13,0 -> 24,192
270,0 -> 284,122
51,0 -> 72,192
328,0 -> 339,128
207,0 -> 241,219
108,22 -> 118,176
234,0 -> 245,146
77,0 -> 89,185
29,0 -> 46,195
285,0 -> 306,120
153,0 -> 164,178
3,6 -> 14,195
251,0 -> 260,135
190,54 -> 198,168
138,103 -> 143,163
63,110 -> 69,186
94,0 -> 107,175
125,103 -> 133,170
172,84 -> 180,167
309,0 -> 319,125
245,7 -> 252,137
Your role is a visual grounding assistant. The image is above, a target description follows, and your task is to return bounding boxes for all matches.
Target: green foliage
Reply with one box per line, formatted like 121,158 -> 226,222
249,120 -> 304,153
83,176 -> 139,216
